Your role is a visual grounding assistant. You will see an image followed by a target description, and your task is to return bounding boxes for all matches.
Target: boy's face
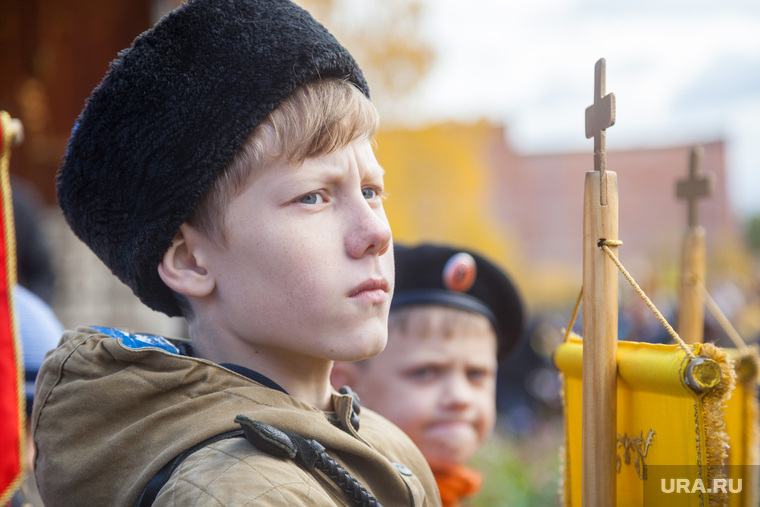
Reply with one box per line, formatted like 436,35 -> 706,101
201,137 -> 393,365
352,310 -> 498,465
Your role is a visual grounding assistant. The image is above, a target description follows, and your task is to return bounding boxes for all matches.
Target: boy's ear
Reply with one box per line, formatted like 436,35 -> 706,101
157,224 -> 215,298
330,362 -> 361,391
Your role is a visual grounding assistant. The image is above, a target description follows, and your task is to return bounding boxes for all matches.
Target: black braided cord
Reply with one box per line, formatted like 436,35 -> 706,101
313,450 -> 382,507
235,415 -> 384,507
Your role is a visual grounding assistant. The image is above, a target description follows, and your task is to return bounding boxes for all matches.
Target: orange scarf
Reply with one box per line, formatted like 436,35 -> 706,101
428,461 -> 483,507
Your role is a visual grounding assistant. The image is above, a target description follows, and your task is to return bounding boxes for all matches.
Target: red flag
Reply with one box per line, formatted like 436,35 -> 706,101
0,111 -> 24,505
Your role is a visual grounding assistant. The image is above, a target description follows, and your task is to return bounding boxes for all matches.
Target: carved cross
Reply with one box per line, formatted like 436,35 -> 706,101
585,58 -> 616,174
676,146 -> 714,227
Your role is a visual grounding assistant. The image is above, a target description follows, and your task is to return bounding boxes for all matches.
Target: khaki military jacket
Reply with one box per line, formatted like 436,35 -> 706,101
32,327 -> 440,506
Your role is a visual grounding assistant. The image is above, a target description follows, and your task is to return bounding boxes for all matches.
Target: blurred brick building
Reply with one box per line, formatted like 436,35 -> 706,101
379,122 -> 738,308
488,129 -> 734,274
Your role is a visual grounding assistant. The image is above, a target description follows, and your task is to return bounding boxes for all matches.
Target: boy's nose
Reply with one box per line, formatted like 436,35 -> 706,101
441,374 -> 473,409
346,199 -> 392,259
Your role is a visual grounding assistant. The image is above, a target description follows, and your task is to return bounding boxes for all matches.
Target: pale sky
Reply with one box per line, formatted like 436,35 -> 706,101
402,0 -> 760,217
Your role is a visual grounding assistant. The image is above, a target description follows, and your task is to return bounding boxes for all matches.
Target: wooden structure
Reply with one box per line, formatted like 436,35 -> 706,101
676,146 -> 713,345
0,0 -> 152,205
674,146 -> 759,507
581,58 -> 618,506
556,59 -> 739,506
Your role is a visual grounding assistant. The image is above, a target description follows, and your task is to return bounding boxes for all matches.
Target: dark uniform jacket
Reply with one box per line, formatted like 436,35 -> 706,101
32,327 -> 440,506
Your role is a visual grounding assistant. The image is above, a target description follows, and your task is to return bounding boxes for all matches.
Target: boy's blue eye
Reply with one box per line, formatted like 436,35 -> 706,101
362,187 -> 379,200
298,193 -> 323,205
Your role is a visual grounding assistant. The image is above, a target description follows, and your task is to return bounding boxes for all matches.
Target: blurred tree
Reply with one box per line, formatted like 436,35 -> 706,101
296,0 -> 434,124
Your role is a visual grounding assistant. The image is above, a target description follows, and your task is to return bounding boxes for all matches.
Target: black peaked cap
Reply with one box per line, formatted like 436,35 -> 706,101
56,0 -> 369,316
392,243 -> 525,362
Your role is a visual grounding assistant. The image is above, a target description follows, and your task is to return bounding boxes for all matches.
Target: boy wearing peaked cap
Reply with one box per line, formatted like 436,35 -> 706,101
32,1 -> 439,505
332,243 -> 525,507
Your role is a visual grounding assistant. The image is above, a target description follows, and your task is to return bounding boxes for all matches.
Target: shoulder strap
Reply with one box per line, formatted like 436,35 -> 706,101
234,415 -> 383,507
135,429 -> 244,507
138,419 -> 385,507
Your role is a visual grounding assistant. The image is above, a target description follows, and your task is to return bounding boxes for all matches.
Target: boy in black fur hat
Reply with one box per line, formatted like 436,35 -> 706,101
332,243 -> 524,507
32,1 -> 439,505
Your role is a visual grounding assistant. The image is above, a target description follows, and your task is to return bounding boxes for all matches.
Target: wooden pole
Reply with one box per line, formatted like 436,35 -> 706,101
582,171 -> 619,506
676,146 -> 713,344
582,58 -> 618,507
678,227 -> 706,344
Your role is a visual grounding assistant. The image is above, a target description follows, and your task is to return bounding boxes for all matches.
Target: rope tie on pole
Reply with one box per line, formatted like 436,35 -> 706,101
596,238 -> 697,360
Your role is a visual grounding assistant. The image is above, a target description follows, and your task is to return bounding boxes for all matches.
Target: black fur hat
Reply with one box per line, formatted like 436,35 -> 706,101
57,0 -> 369,316
392,243 -> 525,362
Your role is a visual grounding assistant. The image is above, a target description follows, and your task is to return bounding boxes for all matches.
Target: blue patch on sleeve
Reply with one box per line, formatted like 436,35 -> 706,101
92,326 -> 180,354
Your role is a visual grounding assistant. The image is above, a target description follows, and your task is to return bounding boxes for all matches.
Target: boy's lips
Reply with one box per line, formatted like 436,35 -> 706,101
426,420 -> 478,439
349,278 -> 390,302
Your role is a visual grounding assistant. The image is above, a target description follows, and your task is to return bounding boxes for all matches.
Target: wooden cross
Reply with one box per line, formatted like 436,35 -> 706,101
586,58 -> 615,171
585,58 -> 616,174
676,145 -> 714,227
585,59 -> 616,205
